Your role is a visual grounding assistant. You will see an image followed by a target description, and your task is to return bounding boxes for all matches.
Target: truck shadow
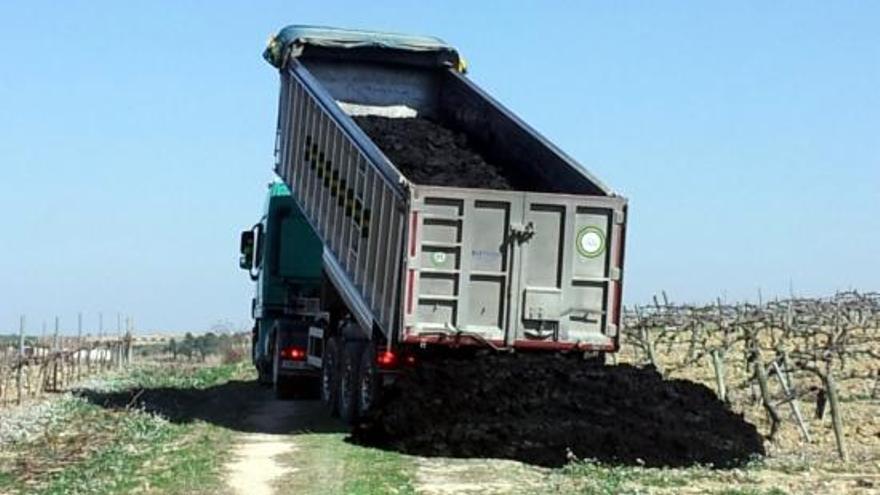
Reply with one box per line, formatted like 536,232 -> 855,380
77,379 -> 347,435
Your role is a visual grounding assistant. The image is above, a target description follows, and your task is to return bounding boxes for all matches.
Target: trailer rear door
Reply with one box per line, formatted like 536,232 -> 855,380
404,187 -> 626,350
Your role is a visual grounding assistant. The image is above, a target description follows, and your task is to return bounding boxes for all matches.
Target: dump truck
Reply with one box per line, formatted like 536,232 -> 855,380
240,25 -> 628,421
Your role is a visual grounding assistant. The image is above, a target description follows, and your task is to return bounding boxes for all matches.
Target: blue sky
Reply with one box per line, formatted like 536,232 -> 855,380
1,1 -> 877,333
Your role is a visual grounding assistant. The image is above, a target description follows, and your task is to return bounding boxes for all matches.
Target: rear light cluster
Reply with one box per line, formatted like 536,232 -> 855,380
376,349 -> 397,368
375,348 -> 417,370
280,346 -> 306,361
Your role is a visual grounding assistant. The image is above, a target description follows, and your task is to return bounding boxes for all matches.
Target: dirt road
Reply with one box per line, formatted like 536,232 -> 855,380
222,390 -> 341,495
213,357 -> 771,495
225,399 -> 299,495
220,389 -> 547,495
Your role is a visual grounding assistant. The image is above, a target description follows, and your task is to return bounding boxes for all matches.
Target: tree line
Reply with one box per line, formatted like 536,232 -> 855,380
166,332 -> 245,361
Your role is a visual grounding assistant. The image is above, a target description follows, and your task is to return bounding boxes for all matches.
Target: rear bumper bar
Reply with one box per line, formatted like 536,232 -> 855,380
400,334 -> 616,352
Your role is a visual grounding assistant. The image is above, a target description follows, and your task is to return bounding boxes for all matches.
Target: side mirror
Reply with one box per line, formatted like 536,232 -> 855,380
239,230 -> 254,270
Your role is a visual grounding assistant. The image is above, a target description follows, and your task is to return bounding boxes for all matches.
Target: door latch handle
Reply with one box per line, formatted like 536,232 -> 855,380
508,221 -> 535,244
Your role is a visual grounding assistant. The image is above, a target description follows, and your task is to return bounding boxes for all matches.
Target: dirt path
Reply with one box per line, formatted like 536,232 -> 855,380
225,398 -> 297,495
226,431 -> 296,495
223,391 -> 341,495
223,390 -> 336,495
219,387 -> 548,495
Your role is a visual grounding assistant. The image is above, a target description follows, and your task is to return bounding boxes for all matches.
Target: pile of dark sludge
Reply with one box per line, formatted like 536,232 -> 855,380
351,353 -> 765,468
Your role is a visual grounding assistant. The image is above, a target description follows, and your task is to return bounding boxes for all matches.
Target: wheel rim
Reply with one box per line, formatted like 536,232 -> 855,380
359,361 -> 374,415
322,353 -> 335,402
340,357 -> 353,411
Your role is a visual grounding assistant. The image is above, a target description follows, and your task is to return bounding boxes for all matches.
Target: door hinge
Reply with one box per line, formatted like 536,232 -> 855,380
610,267 -> 621,281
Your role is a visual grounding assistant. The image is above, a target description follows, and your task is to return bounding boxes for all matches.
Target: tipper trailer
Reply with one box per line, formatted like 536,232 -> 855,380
240,25 -> 628,421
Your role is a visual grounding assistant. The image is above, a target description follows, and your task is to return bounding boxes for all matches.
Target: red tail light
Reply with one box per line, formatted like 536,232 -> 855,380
375,348 -> 416,369
376,349 -> 397,369
280,346 -> 306,361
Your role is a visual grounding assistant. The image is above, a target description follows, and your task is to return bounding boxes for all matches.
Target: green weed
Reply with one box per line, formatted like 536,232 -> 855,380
716,488 -> 788,495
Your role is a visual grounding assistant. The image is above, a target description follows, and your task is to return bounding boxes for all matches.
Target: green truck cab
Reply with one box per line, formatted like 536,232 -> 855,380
239,182 -> 325,396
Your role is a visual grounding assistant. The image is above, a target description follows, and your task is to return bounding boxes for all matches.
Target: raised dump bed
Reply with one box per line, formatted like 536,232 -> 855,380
266,25 -> 627,352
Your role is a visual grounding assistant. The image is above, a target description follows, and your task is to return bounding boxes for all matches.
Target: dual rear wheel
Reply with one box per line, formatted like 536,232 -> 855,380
321,337 -> 380,424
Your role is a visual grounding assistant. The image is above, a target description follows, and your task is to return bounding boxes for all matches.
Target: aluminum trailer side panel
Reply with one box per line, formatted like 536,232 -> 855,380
276,61 -> 408,338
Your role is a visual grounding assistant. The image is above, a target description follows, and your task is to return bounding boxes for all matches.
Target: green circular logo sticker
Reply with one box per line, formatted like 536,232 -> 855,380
431,251 -> 448,266
576,227 -> 605,258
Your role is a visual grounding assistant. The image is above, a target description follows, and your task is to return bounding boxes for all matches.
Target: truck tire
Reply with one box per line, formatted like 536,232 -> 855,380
321,337 -> 341,416
258,363 -> 272,387
357,345 -> 380,418
251,324 -> 259,366
338,341 -> 363,424
254,323 -> 271,387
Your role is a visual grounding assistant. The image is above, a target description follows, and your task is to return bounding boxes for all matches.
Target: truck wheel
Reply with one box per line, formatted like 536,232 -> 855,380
357,345 -> 380,418
251,325 -> 259,365
254,324 -> 271,387
338,342 -> 363,424
321,337 -> 341,416
257,364 -> 271,387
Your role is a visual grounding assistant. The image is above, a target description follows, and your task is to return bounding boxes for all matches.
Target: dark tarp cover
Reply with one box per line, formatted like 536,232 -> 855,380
263,24 -> 463,71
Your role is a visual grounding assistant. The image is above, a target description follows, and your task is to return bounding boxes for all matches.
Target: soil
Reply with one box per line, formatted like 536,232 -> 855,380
351,354 -> 765,468
353,116 -> 519,189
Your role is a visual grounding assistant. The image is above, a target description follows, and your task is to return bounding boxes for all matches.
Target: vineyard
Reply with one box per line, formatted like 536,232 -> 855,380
620,290 -> 880,463
0,293 -> 877,494
0,335 -> 132,407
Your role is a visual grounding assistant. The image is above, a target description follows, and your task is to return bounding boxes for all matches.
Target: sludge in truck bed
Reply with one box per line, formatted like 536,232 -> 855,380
353,115 -> 525,190
353,116 -> 512,189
